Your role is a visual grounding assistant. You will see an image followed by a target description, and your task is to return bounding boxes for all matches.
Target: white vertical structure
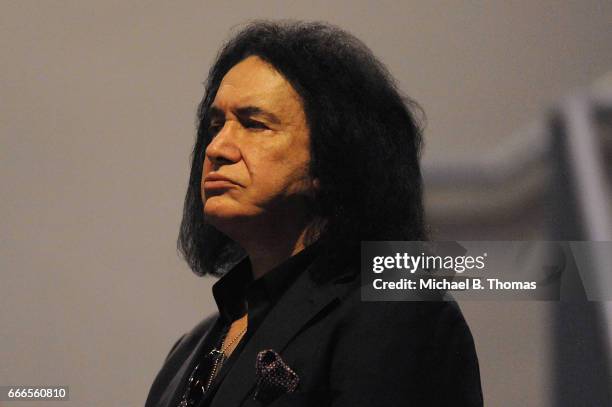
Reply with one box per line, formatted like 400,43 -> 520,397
561,89 -> 612,369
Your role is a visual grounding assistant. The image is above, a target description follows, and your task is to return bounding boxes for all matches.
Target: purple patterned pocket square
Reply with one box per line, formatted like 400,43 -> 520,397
253,349 -> 300,403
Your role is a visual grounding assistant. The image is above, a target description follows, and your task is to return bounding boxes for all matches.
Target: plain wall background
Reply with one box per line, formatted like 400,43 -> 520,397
2,1 -> 611,406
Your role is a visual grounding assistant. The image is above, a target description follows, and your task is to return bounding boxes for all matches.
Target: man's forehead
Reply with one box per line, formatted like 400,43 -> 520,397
212,56 -> 300,111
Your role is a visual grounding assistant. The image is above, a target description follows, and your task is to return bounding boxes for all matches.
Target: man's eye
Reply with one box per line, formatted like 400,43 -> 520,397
208,123 -> 223,135
243,119 -> 268,130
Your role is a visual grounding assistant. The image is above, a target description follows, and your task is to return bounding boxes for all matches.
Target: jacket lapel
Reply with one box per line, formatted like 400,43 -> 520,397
207,254 -> 354,407
160,316 -> 221,407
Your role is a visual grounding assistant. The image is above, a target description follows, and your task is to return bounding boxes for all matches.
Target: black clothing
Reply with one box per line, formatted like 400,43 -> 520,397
178,243 -> 323,405
146,247 -> 483,407
213,241 -> 323,329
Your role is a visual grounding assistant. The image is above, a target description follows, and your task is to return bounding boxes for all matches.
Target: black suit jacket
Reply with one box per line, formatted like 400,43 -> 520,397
146,253 -> 483,407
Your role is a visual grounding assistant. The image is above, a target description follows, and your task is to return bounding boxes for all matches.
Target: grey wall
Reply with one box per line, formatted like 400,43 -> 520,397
2,1 -> 611,406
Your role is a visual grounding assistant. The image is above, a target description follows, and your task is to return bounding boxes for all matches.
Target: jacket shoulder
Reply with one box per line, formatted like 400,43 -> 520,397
328,289 -> 483,406
164,313 -> 218,361
335,282 -> 466,335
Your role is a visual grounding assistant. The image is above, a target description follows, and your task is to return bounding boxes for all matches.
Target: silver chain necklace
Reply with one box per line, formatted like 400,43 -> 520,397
177,323 -> 248,407
204,324 -> 248,391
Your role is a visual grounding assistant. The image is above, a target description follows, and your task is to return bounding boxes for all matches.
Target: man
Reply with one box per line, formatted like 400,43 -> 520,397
146,21 -> 482,407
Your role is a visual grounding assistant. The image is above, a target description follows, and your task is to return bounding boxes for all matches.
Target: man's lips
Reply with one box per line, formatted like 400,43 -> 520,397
203,173 -> 241,190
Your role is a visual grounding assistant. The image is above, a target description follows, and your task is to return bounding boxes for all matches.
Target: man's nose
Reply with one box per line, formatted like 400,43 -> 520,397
205,122 -> 241,167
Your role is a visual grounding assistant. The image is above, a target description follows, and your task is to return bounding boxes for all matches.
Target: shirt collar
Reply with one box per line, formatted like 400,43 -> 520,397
212,241 -> 323,323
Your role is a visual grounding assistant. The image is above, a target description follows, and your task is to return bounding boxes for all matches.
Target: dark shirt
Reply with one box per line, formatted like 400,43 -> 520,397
185,243 -> 322,406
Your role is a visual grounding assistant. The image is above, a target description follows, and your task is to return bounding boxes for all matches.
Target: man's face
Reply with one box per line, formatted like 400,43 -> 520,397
202,56 -> 314,231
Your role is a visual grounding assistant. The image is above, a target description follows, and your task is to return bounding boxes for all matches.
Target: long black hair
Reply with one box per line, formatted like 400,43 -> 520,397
179,20 -> 427,276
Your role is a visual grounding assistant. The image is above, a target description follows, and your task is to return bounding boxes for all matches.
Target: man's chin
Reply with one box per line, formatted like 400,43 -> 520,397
203,209 -> 238,223
203,207 -> 255,228
203,196 -> 238,218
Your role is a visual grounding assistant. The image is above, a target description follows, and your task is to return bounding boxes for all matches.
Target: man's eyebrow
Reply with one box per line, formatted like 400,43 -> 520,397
209,106 -> 224,121
235,106 -> 281,125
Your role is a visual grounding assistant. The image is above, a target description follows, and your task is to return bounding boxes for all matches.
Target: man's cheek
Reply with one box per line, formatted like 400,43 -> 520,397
202,157 -> 211,171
